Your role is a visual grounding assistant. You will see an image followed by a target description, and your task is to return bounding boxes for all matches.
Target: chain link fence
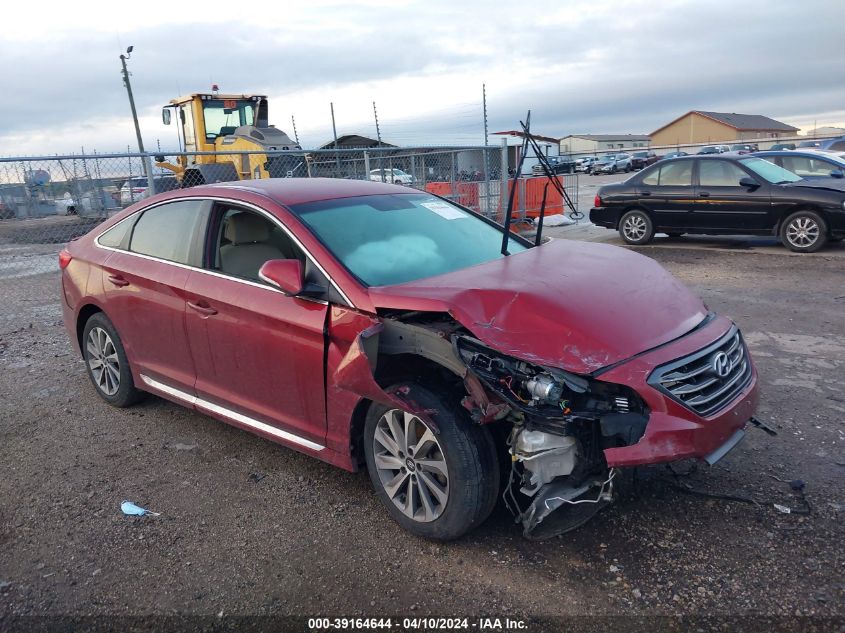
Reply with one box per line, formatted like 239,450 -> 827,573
0,145 -> 578,286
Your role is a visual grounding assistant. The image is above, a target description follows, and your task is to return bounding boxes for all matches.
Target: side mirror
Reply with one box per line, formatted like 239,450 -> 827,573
162,109 -> 171,125
739,176 -> 760,189
258,259 -> 304,295
830,170 -> 844,179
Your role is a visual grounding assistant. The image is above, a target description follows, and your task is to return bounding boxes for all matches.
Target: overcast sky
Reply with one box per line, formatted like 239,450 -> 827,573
2,0 -> 844,155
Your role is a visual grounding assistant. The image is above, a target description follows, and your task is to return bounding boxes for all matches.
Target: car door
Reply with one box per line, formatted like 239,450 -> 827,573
182,202 -> 330,448
636,159 -> 695,229
691,159 -> 772,231
101,198 -> 208,392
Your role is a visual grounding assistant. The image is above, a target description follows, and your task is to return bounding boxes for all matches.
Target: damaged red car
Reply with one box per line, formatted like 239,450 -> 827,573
60,179 -> 761,540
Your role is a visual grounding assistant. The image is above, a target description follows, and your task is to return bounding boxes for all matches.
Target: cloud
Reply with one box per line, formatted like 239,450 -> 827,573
1,0 -> 843,155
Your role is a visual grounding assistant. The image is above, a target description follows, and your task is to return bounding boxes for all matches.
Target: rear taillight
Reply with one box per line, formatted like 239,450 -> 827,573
594,194 -> 602,207
58,249 -> 72,270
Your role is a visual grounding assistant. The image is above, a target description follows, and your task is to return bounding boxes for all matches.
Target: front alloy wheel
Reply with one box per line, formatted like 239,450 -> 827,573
781,211 -> 827,253
363,382 -> 499,540
372,409 -> 449,522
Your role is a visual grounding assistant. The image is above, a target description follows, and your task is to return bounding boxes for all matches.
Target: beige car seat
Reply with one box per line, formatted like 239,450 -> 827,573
219,213 -> 286,280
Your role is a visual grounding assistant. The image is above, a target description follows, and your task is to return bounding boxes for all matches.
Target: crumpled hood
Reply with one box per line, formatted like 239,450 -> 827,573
367,240 -> 707,374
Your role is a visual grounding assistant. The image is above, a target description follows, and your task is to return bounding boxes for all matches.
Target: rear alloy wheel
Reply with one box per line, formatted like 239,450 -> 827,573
364,382 -> 499,540
781,210 -> 827,253
82,312 -> 144,407
619,209 -> 655,245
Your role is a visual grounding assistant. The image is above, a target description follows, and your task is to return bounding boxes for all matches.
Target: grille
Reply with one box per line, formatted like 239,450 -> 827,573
650,328 -> 752,417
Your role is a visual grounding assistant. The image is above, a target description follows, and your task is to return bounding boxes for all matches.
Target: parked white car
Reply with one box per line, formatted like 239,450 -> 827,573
369,168 -> 413,185
119,176 -> 178,206
577,157 -> 597,173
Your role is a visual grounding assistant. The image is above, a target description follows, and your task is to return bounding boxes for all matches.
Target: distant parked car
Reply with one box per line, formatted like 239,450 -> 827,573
369,168 -> 413,185
796,136 -> 845,151
531,155 -> 576,176
120,176 -> 178,206
769,143 -> 796,151
590,155 -> 845,252
660,151 -> 689,160
753,150 -> 845,179
697,145 -> 730,155
577,157 -> 598,172
591,153 -> 632,174
730,144 -> 758,154
630,151 -> 659,170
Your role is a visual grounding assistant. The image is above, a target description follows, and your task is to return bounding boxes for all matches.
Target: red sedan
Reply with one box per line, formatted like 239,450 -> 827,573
60,178 -> 760,540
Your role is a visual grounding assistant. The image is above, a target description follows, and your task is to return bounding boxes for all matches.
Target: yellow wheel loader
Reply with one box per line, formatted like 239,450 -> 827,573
157,91 -> 307,186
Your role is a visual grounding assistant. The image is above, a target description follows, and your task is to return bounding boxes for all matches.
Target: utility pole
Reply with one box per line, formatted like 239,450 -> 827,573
482,84 -> 490,210
373,101 -> 382,145
119,46 -> 155,194
330,102 -> 340,171
482,83 -> 489,147
373,101 -> 384,181
291,115 -> 300,145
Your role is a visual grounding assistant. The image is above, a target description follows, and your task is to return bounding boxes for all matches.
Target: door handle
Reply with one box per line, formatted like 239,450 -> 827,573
107,274 -> 129,287
641,191 -> 651,196
188,301 -> 218,316
699,191 -> 710,198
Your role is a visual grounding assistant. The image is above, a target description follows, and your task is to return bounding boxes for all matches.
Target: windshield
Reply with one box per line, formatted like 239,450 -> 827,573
202,99 -> 256,139
740,157 -> 803,183
290,193 -> 528,286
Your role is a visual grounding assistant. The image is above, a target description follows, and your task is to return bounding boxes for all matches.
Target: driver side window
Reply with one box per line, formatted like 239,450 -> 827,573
209,206 -> 304,283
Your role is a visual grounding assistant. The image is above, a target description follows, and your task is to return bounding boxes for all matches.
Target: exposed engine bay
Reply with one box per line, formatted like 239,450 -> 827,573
375,313 -> 651,539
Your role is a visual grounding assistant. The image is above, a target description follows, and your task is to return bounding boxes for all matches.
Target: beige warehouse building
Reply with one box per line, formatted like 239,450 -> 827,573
650,110 -> 798,146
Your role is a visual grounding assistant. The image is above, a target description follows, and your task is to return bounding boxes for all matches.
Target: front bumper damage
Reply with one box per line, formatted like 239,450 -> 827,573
327,306 -> 763,539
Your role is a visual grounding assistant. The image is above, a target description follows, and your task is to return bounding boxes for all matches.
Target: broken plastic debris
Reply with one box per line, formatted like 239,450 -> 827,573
121,500 -> 160,516
773,503 -> 792,514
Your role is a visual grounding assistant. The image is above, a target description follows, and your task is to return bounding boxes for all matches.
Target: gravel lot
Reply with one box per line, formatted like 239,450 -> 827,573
0,227 -> 843,631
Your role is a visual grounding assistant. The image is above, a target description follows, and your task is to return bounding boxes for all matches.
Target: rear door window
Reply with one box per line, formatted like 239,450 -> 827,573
129,200 -> 204,264
655,160 -> 693,186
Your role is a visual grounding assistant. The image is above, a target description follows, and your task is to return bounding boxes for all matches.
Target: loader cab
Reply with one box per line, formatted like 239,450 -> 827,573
162,93 -> 269,157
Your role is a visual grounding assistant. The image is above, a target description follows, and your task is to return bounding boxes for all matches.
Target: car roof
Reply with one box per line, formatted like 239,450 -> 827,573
200,177 -> 413,205
755,149 -> 845,161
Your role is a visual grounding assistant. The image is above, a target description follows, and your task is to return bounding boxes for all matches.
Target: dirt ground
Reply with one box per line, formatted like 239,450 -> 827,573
0,243 -> 843,632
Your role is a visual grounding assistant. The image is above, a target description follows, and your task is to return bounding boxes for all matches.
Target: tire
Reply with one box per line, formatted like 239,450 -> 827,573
363,381 -> 499,541
624,164 -> 631,173
618,209 -> 655,245
82,312 -> 145,407
780,210 -> 828,253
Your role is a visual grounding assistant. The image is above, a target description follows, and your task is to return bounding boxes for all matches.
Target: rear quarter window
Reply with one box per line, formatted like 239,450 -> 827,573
97,218 -> 133,249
